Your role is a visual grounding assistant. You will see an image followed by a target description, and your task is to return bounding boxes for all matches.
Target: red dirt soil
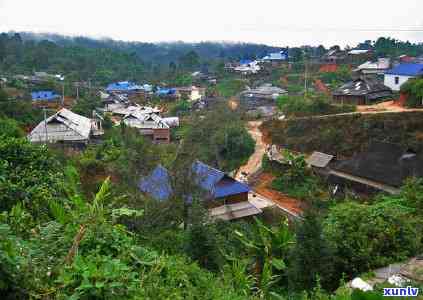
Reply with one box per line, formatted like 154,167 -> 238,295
314,79 -> 330,95
253,172 -> 304,215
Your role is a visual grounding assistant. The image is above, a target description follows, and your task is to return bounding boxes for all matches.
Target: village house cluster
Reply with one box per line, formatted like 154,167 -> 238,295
2,42 -> 421,224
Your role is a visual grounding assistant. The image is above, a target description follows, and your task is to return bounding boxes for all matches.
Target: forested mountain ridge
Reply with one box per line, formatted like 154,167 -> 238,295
0,32 -> 283,83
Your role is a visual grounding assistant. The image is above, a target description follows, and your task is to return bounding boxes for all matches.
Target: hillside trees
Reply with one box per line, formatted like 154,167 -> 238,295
324,200 -> 421,278
0,137 -> 64,217
0,88 -> 43,126
288,209 -> 336,291
184,105 -> 255,172
400,78 -> 423,108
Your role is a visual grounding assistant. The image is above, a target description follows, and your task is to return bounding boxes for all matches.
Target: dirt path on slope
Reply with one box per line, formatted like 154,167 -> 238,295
252,173 -> 304,215
235,121 -> 266,180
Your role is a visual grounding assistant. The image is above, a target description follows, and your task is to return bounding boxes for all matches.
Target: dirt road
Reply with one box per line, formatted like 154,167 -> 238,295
235,121 -> 304,217
235,121 -> 265,180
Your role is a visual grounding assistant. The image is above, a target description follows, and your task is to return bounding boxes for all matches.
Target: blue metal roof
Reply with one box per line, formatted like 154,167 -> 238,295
192,161 -> 224,192
240,59 -> 253,65
138,165 -> 172,201
214,177 -> 250,198
106,81 -> 144,92
385,63 -> 423,76
138,161 -> 250,202
156,88 -> 177,95
31,91 -> 60,101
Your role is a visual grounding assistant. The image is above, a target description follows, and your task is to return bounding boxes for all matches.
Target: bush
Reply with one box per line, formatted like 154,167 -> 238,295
324,201 -> 421,279
400,78 -> 423,108
0,137 -> 63,217
0,117 -> 24,138
216,79 -> 245,97
171,100 -> 191,116
277,94 -> 355,117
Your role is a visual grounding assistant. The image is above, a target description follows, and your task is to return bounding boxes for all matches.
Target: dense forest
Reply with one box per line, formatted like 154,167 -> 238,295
2,32 -> 423,85
0,32 -> 282,83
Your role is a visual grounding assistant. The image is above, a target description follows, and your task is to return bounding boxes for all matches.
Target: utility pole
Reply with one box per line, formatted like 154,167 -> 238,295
43,107 -> 48,144
304,51 -> 308,96
62,81 -> 65,107
76,85 -> 79,101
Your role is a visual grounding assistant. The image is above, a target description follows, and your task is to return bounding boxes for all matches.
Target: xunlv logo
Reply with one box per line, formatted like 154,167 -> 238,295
383,286 -> 419,297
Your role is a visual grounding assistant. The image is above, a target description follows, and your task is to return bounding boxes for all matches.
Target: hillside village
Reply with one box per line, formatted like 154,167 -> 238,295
1,31 -> 423,299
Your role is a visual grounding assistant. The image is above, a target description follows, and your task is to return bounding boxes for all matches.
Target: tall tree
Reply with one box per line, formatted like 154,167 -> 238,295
289,209 -> 335,291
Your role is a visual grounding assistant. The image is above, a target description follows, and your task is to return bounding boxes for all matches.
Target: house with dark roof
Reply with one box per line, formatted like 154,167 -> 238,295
328,141 -> 423,195
322,49 -> 347,64
139,161 -> 251,207
240,84 -> 287,108
332,77 -> 392,105
384,63 -> 423,91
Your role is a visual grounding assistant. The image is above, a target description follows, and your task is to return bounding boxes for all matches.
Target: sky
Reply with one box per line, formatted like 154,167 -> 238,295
1,0 -> 422,47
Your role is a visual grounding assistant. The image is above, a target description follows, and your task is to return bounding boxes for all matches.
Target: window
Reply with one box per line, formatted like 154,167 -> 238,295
395,76 -> 399,85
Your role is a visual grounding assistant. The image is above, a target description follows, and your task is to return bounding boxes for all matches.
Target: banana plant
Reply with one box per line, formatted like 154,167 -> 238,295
235,217 -> 294,296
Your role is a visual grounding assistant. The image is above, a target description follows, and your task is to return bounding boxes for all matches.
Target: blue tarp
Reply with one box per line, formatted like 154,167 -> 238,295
31,91 -> 60,101
138,161 -> 250,202
385,63 -> 423,76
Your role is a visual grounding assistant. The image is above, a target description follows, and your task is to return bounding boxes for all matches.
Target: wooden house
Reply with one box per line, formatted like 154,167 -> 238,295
332,77 -> 392,105
139,161 -> 251,207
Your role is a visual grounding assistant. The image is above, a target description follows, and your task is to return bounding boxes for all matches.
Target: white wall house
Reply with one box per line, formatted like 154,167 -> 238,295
384,63 -> 423,91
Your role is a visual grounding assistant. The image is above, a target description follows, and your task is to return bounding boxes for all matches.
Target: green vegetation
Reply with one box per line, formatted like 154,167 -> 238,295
400,78 -> 423,108
183,106 -> 255,171
170,99 -> 192,116
325,199 -> 421,278
269,151 -> 323,201
262,111 -> 423,156
276,94 -> 356,118
2,32 -> 423,299
319,65 -> 352,88
216,78 -> 246,97
0,87 -> 43,126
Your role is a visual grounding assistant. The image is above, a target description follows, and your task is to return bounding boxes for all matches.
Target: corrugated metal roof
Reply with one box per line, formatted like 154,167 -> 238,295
28,108 -> 92,142
209,201 -> 262,221
31,91 -> 60,101
348,49 -> 371,55
138,165 -> 172,201
332,141 -> 423,188
358,58 -> 390,70
239,59 -> 253,65
156,88 -> 177,95
262,51 -> 288,61
333,78 -> 392,97
139,161 -> 250,202
306,152 -> 334,168
106,81 -> 144,92
385,63 -> 423,76
123,112 -> 169,129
